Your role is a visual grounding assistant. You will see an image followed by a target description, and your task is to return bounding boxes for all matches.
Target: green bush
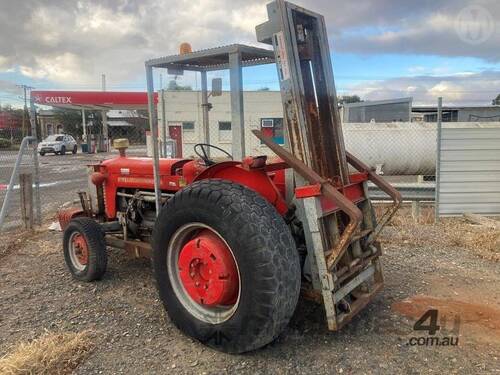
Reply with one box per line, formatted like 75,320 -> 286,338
0,138 -> 12,149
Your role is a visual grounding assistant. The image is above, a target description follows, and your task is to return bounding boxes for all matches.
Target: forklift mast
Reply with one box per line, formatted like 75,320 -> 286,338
256,0 -> 349,185
255,0 -> 401,330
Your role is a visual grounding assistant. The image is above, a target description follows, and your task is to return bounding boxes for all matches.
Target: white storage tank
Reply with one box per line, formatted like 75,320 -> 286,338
342,122 -> 500,175
343,122 -> 436,176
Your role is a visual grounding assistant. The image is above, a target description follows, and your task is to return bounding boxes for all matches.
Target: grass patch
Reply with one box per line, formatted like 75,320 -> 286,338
375,203 -> 499,261
0,331 -> 94,375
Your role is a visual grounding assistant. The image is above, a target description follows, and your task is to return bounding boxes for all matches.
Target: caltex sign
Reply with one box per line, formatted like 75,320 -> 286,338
41,96 -> 73,104
31,91 -> 157,109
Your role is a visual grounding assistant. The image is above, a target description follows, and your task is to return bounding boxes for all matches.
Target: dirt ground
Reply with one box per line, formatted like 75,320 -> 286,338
0,207 -> 499,374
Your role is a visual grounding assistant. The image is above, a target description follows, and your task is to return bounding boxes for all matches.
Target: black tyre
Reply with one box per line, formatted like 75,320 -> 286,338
63,217 -> 107,282
72,145 -> 77,154
60,146 -> 66,155
152,179 -> 301,353
39,151 -> 45,156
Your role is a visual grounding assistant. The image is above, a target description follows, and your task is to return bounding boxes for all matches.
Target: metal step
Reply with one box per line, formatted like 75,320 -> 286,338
333,265 -> 374,304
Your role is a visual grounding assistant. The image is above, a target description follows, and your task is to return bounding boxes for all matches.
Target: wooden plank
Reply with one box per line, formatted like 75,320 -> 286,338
463,212 -> 500,230
19,173 -> 33,230
440,203 -> 500,216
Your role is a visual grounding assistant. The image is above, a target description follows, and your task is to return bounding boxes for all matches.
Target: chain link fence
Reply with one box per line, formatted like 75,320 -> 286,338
1,105 -> 152,232
33,108 -> 150,230
1,90 -> 443,232
160,90 -> 437,203
343,122 -> 436,202
0,129 -> 36,231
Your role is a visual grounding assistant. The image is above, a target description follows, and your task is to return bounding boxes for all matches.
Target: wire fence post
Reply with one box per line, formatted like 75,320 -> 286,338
201,71 -> 210,157
146,64 -> 161,214
229,51 -> 245,159
29,97 -> 41,225
434,96 -> 443,223
161,89 -> 167,158
0,136 -> 36,231
19,173 -> 34,229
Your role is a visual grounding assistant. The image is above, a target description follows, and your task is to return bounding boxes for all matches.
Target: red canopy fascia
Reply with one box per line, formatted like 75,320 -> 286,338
31,90 -> 158,110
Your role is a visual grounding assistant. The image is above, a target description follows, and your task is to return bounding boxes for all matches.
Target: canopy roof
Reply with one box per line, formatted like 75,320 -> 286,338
146,44 -> 275,71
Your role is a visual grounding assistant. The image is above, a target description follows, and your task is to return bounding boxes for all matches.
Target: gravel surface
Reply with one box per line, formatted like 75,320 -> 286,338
0,213 -> 499,374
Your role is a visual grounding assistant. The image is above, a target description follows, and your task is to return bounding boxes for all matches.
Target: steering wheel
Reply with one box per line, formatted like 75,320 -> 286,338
194,143 -> 233,166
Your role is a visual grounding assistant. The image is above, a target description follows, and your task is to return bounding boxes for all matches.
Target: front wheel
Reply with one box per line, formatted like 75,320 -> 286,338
63,217 -> 107,281
72,145 -> 77,154
152,179 -> 301,353
60,146 -> 66,155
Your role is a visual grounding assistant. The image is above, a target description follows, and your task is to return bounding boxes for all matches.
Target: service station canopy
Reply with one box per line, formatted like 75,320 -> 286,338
31,90 -> 158,110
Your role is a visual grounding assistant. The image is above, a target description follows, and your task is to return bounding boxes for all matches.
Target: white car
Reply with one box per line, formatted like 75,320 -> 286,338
38,134 -> 78,156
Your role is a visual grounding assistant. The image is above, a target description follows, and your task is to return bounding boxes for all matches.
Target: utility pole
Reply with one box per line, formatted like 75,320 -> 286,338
101,74 -> 108,151
18,85 -> 34,137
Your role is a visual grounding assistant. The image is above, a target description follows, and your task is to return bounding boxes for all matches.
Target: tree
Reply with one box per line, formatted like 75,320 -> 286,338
53,109 -> 82,139
0,105 -> 23,143
337,95 -> 362,104
167,80 -> 193,91
0,104 -> 23,121
493,94 -> 500,105
53,109 -> 102,140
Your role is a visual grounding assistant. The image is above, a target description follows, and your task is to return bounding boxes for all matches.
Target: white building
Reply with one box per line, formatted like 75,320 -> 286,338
158,90 -> 284,158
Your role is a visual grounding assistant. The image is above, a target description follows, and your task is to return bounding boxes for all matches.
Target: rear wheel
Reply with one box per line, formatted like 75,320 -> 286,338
63,217 -> 107,281
152,179 -> 301,353
72,145 -> 77,154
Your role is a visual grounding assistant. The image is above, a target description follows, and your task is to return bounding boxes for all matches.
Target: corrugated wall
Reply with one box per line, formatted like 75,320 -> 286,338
438,125 -> 500,216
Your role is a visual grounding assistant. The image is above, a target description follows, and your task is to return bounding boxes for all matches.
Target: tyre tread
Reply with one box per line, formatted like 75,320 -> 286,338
63,217 -> 107,281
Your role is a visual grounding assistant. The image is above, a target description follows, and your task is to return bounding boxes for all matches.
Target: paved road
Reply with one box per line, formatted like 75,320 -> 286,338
0,146 -> 148,230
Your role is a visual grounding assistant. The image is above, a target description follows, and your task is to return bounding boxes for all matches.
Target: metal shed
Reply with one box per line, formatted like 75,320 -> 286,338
436,122 -> 500,216
342,97 -> 413,123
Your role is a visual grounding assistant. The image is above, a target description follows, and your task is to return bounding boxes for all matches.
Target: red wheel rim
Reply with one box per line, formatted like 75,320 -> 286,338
71,233 -> 89,266
178,229 -> 239,307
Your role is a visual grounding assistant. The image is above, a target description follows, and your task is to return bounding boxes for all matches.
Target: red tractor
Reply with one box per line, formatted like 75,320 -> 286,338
59,0 -> 401,354
62,140 -> 304,353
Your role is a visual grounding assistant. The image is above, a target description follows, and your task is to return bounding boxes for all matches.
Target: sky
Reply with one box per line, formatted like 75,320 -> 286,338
0,0 -> 499,107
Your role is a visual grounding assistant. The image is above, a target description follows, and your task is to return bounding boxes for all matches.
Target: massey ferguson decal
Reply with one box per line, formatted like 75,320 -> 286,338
117,177 -> 155,185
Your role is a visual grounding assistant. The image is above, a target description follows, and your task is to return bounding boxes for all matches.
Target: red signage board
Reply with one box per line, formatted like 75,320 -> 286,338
31,91 -> 158,108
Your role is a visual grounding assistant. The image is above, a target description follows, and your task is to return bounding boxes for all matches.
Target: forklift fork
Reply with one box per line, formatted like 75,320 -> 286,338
255,130 -> 401,330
